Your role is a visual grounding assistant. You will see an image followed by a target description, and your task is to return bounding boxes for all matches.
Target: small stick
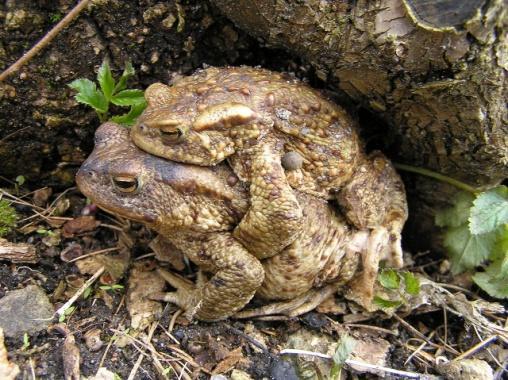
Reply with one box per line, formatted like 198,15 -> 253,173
453,335 -> 497,361
0,0 -> 91,82
280,349 -> 430,379
66,246 -> 119,263
127,321 -> 158,380
56,266 -> 104,317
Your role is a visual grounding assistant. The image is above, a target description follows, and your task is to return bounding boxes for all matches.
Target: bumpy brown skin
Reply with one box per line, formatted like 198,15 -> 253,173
77,123 -> 377,320
130,66 -> 408,268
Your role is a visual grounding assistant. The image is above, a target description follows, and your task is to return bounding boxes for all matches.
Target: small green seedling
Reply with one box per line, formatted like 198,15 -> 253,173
68,61 -> 146,126
395,163 -> 508,299
83,286 -> 92,300
330,334 -> 356,380
374,269 -> 420,310
0,199 -> 17,237
21,333 -> 30,351
36,228 -> 56,237
58,305 -> 76,323
99,284 -> 125,292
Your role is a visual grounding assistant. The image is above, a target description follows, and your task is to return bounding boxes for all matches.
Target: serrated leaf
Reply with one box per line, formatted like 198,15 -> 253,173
68,78 -> 108,113
378,269 -> 400,289
97,60 -> 115,100
110,101 -> 147,126
469,186 -> 508,235
373,296 -> 402,309
115,61 -> 135,92
443,224 -> 496,274
472,261 -> 508,299
402,272 -> 420,295
435,191 -> 475,228
111,89 -> 146,106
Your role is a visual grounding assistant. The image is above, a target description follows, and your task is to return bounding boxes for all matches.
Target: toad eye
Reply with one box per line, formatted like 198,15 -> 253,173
112,176 -> 138,193
161,127 -> 185,144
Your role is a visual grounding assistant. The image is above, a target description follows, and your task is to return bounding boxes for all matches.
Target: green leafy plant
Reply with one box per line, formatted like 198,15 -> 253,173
330,334 -> 356,380
68,61 -> 146,126
0,199 -> 17,237
395,163 -> 508,299
374,269 -> 420,309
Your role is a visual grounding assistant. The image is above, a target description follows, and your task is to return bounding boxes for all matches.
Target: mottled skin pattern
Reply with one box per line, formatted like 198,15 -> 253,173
130,66 -> 408,270
77,123 -> 381,321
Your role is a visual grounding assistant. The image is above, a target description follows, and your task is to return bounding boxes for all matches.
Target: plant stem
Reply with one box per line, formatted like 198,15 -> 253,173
394,163 -> 479,194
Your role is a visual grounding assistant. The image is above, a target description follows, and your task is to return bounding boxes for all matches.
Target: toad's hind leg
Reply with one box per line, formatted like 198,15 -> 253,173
151,233 -> 264,321
336,151 -> 408,268
234,284 -> 339,318
232,139 -> 304,259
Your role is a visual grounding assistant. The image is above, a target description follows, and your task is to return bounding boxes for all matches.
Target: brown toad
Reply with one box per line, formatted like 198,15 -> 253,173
77,123 -> 388,320
130,66 -> 407,268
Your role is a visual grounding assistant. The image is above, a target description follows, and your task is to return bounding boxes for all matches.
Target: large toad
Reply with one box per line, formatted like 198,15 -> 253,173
77,123 -> 391,321
131,66 -> 407,269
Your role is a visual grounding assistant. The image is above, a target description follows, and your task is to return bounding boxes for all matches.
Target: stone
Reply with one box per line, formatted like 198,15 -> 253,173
0,285 -> 54,338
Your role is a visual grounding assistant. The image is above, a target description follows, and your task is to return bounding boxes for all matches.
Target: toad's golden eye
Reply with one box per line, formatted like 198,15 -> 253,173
161,127 -> 185,144
112,176 -> 138,193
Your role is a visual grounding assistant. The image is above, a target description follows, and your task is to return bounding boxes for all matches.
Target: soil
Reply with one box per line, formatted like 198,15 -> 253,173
0,1 -> 506,379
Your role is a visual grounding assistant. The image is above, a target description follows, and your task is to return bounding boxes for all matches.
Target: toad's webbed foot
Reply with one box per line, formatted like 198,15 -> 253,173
337,151 -> 407,269
234,284 -> 339,318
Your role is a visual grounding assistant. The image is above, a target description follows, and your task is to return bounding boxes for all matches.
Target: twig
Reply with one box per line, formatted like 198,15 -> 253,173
0,0 -> 92,82
453,335 -> 497,361
393,314 -> 459,355
168,309 -> 182,333
280,349 -> 430,379
56,266 -> 104,317
127,321 -> 158,380
67,246 -> 119,263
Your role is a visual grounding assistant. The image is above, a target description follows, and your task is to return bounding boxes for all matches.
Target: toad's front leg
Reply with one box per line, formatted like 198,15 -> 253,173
231,139 -> 304,259
336,151 -> 408,268
152,232 -> 264,321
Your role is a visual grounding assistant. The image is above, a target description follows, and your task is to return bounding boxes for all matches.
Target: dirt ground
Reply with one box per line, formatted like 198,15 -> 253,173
0,1 -> 507,379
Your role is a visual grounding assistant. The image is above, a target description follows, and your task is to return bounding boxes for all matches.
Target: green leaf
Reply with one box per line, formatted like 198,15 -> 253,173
373,296 -> 402,309
378,269 -> 401,289
111,89 -> 146,106
472,261 -> 508,299
435,191 -> 475,228
469,186 -> 508,235
97,60 -> 115,100
330,334 -> 356,379
114,61 -> 135,92
110,101 -> 147,126
443,224 -> 496,274
68,78 -> 108,113
15,175 -> 25,186
402,272 -> 420,295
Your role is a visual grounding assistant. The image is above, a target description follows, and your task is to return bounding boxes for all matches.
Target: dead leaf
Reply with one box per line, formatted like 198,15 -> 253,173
88,367 -> 117,380
50,324 -> 80,380
53,197 -> 70,216
75,247 -> 130,282
212,347 -> 244,374
126,261 -> 166,330
62,216 -> 99,237
0,328 -> 19,380
60,244 -> 83,262
32,187 -> 52,207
